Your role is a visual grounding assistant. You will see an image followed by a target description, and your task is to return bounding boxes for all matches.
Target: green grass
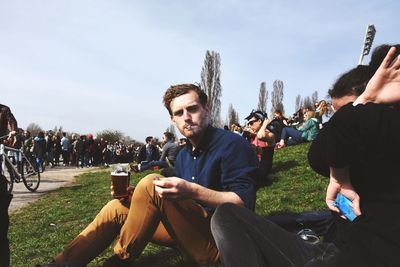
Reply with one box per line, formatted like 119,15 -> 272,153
8,143 -> 328,267
255,143 -> 328,215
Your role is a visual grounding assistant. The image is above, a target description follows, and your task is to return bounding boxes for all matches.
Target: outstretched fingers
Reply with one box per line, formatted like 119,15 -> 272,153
390,52 -> 400,70
382,46 -> 397,69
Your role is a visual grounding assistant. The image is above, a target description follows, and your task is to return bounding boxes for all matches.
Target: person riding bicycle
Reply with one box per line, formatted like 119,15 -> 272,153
0,103 -> 18,267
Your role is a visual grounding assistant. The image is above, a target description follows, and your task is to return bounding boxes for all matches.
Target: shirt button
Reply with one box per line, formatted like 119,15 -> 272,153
192,176 -> 195,180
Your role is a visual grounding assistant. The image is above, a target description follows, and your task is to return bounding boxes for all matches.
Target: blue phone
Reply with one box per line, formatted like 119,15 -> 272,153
333,193 -> 357,221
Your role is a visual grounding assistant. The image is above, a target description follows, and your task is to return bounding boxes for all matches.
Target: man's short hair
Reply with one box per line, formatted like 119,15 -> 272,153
163,131 -> 174,141
163,84 -> 208,116
145,136 -> 153,143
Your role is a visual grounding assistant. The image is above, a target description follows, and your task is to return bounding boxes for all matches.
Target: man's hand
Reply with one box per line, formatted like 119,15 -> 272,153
153,177 -> 194,200
110,185 -> 135,202
8,131 -> 16,138
257,118 -> 275,144
153,176 -> 244,208
354,46 -> 400,105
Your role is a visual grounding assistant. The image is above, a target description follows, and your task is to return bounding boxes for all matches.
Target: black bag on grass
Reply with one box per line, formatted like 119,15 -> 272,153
265,210 -> 334,238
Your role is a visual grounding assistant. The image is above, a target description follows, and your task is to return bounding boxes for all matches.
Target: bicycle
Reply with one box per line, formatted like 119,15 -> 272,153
0,135 -> 41,193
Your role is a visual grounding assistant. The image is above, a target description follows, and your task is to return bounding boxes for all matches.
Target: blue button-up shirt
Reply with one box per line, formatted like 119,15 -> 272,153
175,126 -> 258,214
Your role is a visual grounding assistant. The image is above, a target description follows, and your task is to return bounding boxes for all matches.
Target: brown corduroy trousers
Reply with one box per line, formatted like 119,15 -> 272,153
55,173 -> 219,265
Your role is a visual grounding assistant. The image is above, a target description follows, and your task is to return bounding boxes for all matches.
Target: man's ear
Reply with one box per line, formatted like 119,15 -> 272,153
170,115 -> 177,126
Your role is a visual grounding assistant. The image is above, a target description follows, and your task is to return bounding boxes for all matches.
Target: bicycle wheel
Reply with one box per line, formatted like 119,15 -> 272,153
21,158 -> 40,191
3,160 -> 14,193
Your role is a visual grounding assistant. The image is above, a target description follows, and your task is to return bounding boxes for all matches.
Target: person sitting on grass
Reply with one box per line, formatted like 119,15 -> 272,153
243,110 -> 275,188
266,109 -> 288,142
210,45 -> 400,267
38,83 -> 259,267
276,110 -> 319,149
136,136 -> 160,165
138,131 -> 179,171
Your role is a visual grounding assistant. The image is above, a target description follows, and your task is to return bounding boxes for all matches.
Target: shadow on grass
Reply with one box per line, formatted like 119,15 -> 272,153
135,248 -> 219,267
271,160 -> 299,173
268,160 -> 299,183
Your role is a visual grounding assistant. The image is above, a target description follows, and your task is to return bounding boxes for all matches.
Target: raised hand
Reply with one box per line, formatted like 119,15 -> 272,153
355,46 -> 400,105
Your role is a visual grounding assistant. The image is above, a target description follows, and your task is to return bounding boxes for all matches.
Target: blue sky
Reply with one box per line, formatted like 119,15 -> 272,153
0,0 -> 398,142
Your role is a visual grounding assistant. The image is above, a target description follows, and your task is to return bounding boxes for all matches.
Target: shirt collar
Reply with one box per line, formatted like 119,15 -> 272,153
185,125 -> 214,156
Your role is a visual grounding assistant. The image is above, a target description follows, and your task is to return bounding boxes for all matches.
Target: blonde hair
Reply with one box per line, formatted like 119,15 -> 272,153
305,110 -> 315,121
317,100 -> 328,116
230,123 -> 242,133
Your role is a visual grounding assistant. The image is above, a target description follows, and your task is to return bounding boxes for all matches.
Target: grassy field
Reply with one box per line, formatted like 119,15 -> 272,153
8,143 -> 328,267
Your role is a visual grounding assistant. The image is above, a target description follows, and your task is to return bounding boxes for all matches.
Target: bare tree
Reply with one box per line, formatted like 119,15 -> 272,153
200,50 -> 222,127
270,80 -> 285,114
227,103 -> 239,127
303,96 -> 313,110
51,125 -> 64,136
311,91 -> 319,107
26,122 -> 42,136
120,135 -> 140,146
257,81 -> 268,112
96,129 -> 125,145
295,94 -> 302,112
165,124 -> 177,140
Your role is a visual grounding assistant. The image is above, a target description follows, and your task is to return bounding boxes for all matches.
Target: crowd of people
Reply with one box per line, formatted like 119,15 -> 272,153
1,43 -> 399,267
2,121 -> 192,179
2,131 -> 136,172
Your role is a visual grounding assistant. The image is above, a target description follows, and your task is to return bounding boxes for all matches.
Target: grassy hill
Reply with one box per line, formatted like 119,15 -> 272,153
256,143 -> 328,215
8,143 -> 329,267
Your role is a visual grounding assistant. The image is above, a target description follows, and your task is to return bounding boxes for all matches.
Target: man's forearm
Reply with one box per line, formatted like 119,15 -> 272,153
190,183 -> 244,209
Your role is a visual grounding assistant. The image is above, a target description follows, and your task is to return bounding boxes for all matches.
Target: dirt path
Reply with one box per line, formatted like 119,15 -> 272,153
9,166 -> 105,213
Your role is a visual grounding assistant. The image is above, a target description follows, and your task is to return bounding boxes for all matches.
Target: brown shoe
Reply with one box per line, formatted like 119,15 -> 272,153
102,255 -> 133,267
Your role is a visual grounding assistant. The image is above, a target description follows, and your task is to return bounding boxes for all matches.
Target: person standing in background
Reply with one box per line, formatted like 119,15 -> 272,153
60,133 -> 70,166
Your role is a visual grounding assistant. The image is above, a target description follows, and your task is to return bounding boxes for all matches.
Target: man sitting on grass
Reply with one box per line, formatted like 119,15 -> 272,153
137,131 -> 179,171
40,83 -> 259,267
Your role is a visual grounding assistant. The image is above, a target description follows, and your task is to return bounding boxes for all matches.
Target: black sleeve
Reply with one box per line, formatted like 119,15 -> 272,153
327,103 -> 358,168
308,122 -> 330,177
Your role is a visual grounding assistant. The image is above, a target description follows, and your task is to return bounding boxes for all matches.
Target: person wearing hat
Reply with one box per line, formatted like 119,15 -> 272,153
244,110 -> 275,188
